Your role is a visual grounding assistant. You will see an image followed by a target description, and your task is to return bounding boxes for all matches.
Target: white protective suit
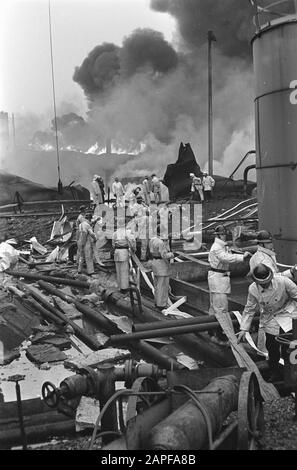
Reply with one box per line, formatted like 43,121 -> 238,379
149,236 -> 174,308
112,181 -> 125,207
202,175 -> 215,191
208,237 -> 245,327
142,178 -> 151,205
77,220 -> 97,274
191,176 -> 204,202
90,178 -> 103,206
112,228 -> 136,290
240,274 -> 297,336
151,177 -> 161,204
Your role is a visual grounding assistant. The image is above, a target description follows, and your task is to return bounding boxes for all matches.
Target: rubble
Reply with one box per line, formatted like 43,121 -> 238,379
75,396 -> 100,432
26,343 -> 68,364
64,348 -> 131,371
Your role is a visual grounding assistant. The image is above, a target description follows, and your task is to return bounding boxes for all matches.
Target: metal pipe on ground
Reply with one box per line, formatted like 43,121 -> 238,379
133,313 -> 260,333
102,290 -> 235,368
38,281 -> 118,333
109,320 -> 240,344
0,420 -> 75,450
25,297 -> 65,327
147,375 -> 238,450
22,283 -> 101,351
133,314 -> 236,332
38,282 -> 181,371
6,270 -> 90,289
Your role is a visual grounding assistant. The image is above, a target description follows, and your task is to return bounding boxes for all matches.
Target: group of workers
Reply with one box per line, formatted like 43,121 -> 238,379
91,171 -> 215,207
74,191 -> 177,311
208,225 -> 297,382
109,174 -> 163,207
190,172 -> 215,203
85,171 -> 297,383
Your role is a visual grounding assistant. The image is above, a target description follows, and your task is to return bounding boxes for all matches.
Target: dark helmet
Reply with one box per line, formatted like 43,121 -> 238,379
215,225 -> 227,235
252,263 -> 273,285
257,230 -> 272,242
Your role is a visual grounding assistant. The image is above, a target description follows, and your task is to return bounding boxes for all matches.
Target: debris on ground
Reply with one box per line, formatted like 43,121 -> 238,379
64,348 -> 131,371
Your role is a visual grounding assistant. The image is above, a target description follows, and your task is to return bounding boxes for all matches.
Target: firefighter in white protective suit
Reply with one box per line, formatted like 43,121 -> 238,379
208,225 -> 251,342
142,176 -> 151,205
112,226 -> 136,293
90,175 -> 103,206
77,213 -> 97,275
149,226 -> 174,310
151,174 -> 162,204
112,177 -> 125,207
237,264 -> 297,382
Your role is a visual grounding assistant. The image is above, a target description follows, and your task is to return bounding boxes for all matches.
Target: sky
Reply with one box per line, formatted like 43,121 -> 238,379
0,0 -> 176,115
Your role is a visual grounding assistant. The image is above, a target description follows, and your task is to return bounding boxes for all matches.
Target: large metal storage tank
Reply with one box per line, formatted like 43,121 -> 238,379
252,2 -> 297,264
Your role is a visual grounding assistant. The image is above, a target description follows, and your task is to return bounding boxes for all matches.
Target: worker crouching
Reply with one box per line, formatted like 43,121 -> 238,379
77,213 -> 97,275
149,225 -> 174,311
238,264 -> 297,382
112,226 -> 136,294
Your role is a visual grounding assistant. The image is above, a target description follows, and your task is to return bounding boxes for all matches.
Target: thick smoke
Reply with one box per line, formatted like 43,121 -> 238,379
73,43 -> 121,99
71,1 -> 256,182
120,28 -> 178,77
151,0 -> 254,58
4,2 -> 257,187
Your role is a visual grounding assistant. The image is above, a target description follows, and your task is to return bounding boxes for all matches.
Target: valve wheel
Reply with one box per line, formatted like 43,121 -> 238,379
237,371 -> 265,450
42,381 -> 60,408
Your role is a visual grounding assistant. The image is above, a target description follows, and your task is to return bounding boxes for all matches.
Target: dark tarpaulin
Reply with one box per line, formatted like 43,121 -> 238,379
163,143 -> 202,200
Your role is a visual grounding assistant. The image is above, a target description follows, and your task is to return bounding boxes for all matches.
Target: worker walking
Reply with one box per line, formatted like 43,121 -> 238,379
190,173 -> 204,203
112,177 -> 125,207
142,176 -> 151,205
149,226 -> 174,311
151,174 -> 162,204
237,264 -> 297,382
90,175 -> 103,207
202,173 -> 215,202
208,225 -> 251,342
112,226 -> 136,293
77,213 -> 97,275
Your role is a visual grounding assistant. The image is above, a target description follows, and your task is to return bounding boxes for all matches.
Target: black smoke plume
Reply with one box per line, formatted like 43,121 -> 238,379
151,0 -> 254,57
120,28 -> 178,77
73,43 -> 121,99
